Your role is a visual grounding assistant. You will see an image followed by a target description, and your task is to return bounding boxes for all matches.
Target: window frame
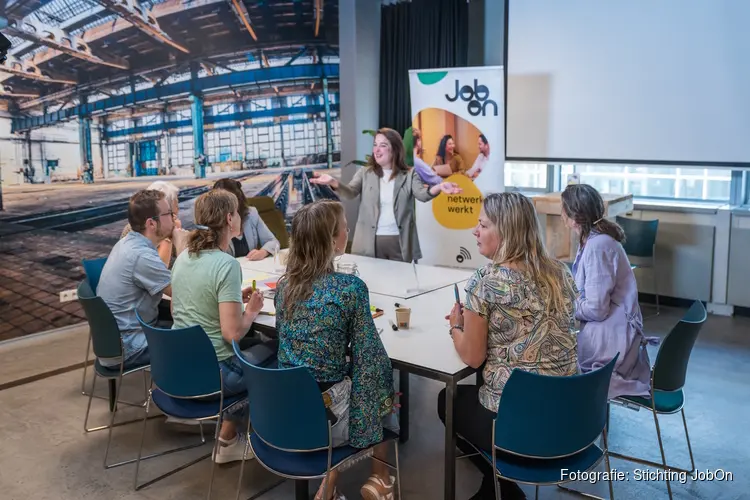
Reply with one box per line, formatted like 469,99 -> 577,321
555,164 -> 736,205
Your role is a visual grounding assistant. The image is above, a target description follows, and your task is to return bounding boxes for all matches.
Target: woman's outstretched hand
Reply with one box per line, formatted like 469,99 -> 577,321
438,182 -> 462,195
310,171 -> 339,189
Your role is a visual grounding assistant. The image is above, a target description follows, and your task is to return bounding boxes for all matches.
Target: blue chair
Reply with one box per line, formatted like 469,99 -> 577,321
609,300 -> 706,500
78,280 -> 153,469
135,315 -> 248,497
231,340 -> 402,500
80,257 -> 108,395
82,257 -> 107,293
459,356 -> 618,500
616,216 -> 660,316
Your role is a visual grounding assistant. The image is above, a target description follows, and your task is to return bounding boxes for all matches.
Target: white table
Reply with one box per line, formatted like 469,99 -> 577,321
242,264 -> 475,500
239,253 -> 473,299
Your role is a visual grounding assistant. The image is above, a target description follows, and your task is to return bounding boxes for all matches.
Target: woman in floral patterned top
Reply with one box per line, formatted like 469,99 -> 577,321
438,192 -> 578,500
275,200 -> 397,500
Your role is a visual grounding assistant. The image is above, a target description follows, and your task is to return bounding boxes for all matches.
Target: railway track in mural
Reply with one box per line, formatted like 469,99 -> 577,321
0,166 -> 341,237
261,169 -> 340,231
0,173 -> 261,234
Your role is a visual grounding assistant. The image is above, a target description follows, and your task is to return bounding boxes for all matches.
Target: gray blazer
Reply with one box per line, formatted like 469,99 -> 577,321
228,206 -> 280,257
337,167 -> 437,262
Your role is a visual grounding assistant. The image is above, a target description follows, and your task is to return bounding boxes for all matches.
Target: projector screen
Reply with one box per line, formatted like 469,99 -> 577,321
506,0 -> 750,166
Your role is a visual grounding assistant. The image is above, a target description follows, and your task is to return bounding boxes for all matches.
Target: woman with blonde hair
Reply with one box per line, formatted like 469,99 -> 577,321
275,200 -> 399,500
438,192 -> 578,500
170,189 -> 276,465
311,127 -> 460,262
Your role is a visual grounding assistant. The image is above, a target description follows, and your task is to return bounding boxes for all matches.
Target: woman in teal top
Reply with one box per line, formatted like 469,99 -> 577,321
275,200 -> 398,500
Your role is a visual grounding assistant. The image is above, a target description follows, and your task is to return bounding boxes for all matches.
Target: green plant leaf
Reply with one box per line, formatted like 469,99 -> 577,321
362,129 -> 377,137
403,127 -> 414,166
351,160 -> 368,167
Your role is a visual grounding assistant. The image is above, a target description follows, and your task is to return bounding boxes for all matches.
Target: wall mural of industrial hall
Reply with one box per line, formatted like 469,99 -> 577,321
0,0 -> 341,340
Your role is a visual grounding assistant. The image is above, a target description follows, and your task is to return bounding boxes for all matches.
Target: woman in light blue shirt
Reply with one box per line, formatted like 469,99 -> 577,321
213,178 -> 280,260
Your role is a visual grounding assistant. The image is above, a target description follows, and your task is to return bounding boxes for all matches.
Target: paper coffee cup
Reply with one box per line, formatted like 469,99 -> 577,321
395,308 -> 411,329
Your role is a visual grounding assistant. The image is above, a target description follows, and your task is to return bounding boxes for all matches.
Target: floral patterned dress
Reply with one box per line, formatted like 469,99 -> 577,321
464,263 -> 579,413
275,272 -> 394,449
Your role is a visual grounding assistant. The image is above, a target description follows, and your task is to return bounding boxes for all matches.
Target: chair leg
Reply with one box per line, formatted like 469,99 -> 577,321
652,260 -> 660,316
133,395 -> 211,491
295,480 -> 309,500
83,372 -> 98,431
142,370 -> 149,403
103,373 -> 125,468
681,409 -> 696,473
206,413 -> 223,500
133,391 -> 152,490
651,409 -> 673,500
81,333 -> 92,395
602,430 -> 615,500
535,485 -> 539,499
606,402 -> 611,434
394,441 -> 402,500
108,379 -> 117,413
235,422 -> 252,500
493,463 -> 500,500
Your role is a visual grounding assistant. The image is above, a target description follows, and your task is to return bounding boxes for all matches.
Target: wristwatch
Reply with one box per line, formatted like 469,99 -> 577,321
449,325 -> 463,336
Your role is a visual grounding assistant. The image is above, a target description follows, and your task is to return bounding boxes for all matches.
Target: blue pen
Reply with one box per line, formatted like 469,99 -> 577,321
454,284 -> 463,311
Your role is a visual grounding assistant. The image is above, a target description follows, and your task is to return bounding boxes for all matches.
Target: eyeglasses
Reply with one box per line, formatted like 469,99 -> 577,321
152,210 -> 175,221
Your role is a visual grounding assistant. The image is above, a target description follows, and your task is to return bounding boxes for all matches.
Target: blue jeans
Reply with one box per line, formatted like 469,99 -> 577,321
217,340 -> 278,423
123,346 -> 150,370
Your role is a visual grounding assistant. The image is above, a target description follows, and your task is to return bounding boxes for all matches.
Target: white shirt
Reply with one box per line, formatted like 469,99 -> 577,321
376,169 -> 400,236
466,152 -> 489,177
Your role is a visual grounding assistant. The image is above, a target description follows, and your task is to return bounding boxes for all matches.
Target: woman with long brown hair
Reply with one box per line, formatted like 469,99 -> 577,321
275,200 -> 399,500
432,133 -> 467,178
561,183 -> 655,399
170,189 -> 275,465
212,177 -> 280,261
311,127 -> 461,262
439,192 -> 578,500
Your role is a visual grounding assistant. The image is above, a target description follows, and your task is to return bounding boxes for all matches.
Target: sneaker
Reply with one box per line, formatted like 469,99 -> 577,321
361,474 -> 395,500
212,433 -> 254,464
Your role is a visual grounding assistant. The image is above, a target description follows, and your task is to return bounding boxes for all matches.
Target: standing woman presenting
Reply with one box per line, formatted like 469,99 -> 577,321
311,128 -> 461,262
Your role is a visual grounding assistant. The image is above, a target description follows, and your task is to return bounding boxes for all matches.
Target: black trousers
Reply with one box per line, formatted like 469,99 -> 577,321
437,385 -> 524,499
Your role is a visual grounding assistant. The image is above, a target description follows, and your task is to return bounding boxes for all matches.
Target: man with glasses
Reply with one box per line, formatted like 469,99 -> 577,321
97,190 -> 188,369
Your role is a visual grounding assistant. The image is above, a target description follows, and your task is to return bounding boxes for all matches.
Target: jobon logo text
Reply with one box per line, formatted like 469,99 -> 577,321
445,78 -> 498,117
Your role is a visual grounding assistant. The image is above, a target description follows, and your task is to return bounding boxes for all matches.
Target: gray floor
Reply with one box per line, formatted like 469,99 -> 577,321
0,305 -> 748,500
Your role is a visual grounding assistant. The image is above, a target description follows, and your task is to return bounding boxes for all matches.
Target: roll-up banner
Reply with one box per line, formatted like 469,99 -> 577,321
408,66 -> 505,268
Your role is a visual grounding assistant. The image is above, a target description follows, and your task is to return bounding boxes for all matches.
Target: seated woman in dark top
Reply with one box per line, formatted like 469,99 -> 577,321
212,177 -> 280,260
275,200 -> 398,500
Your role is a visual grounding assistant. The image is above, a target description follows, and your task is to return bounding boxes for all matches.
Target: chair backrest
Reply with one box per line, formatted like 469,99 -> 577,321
652,300 -> 707,392
77,280 -> 123,359
232,340 -> 330,451
616,216 -> 659,257
494,355 -> 618,459
247,196 -> 290,249
138,314 -> 221,398
81,257 -> 107,294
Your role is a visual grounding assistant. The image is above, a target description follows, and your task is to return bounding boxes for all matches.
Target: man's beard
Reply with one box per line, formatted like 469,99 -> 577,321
156,222 -> 171,241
